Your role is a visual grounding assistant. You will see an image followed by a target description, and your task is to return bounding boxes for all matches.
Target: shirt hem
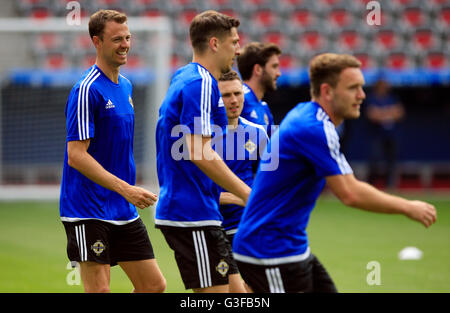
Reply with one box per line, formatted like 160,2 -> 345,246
233,247 -> 311,266
154,219 -> 222,228
60,216 -> 139,225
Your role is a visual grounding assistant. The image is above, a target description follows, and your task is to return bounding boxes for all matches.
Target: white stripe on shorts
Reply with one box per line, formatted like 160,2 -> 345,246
192,230 -> 212,288
265,267 -> 285,293
75,224 -> 87,262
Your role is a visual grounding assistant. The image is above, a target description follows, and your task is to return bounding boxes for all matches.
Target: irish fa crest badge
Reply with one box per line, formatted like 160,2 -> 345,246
91,240 -> 106,256
245,139 -> 256,154
129,95 -> 134,109
264,113 -> 269,125
216,259 -> 229,277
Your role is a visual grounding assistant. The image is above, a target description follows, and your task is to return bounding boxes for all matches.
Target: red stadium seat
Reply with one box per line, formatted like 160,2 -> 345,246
44,54 -> 69,69
401,7 -> 428,28
261,32 -> 290,51
438,7 -> 450,28
354,52 -> 377,69
80,54 -> 97,68
337,31 -> 365,51
318,0 -> 345,7
290,9 -> 317,28
142,9 -> 163,18
298,31 -> 327,51
424,52 -> 447,69
34,33 -> 65,52
177,9 -> 199,27
385,52 -> 412,70
328,9 -> 354,28
412,29 -> 439,51
374,29 -> 403,52
278,54 -> 297,69
73,34 -> 92,50
30,8 -> 50,19
251,9 -> 279,29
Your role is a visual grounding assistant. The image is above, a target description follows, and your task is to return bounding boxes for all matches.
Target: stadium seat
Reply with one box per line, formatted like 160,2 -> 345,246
327,8 -> 355,28
141,8 -> 164,18
436,6 -> 450,30
278,54 -> 298,69
173,9 -> 200,39
384,51 -> 414,70
372,28 -> 405,53
261,31 -> 291,51
353,51 -> 377,69
79,53 -> 97,68
43,53 -> 70,69
423,51 -> 448,69
293,28 -> 329,56
33,33 -> 66,53
336,30 -> 366,52
400,6 -> 431,30
250,9 -> 280,30
289,8 -> 318,28
316,0 -> 346,8
29,7 -> 51,19
411,28 -> 441,52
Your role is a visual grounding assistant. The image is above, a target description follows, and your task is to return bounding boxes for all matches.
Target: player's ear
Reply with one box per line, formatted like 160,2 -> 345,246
92,35 -> 101,49
253,64 -> 263,77
209,36 -> 219,53
320,83 -> 333,101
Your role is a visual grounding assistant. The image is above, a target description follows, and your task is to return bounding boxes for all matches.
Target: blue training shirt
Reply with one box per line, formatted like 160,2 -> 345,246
60,64 -> 138,224
241,83 -> 275,137
233,101 -> 353,265
215,116 -> 268,234
155,62 -> 228,227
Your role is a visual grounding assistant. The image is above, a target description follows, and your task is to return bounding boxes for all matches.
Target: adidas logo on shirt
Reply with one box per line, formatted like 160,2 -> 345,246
105,99 -> 115,109
250,110 -> 258,119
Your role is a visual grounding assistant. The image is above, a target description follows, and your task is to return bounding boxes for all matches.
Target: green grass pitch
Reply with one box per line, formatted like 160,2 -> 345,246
0,194 -> 449,293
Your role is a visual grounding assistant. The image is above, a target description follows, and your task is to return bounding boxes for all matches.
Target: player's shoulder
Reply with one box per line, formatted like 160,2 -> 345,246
284,101 -> 331,138
119,73 -> 132,88
173,63 -> 217,91
239,116 -> 267,134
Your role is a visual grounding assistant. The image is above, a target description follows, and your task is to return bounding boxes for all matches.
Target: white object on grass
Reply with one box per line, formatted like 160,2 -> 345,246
398,246 -> 423,260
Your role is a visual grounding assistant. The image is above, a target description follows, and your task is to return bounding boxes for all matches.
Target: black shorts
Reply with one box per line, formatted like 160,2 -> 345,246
236,253 -> 338,293
159,226 -> 239,290
63,218 -> 154,267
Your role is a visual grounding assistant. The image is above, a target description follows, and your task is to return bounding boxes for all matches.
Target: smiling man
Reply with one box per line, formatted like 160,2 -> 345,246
60,10 -> 166,293
232,53 -> 437,293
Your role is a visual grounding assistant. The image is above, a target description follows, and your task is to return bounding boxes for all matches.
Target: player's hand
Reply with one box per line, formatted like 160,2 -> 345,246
405,200 -> 437,228
123,185 -> 158,209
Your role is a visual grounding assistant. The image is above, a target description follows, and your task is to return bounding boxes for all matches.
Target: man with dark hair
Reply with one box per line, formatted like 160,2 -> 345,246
60,9 -> 166,293
237,42 -> 282,137
233,53 -> 437,293
155,10 -> 250,293
216,70 -> 268,243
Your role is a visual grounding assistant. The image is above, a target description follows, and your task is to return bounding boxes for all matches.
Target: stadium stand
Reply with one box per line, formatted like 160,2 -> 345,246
1,0 -> 449,191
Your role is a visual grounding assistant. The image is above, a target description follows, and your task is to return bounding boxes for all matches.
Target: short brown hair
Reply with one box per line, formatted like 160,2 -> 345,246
88,9 -> 127,40
309,53 -> 361,98
219,70 -> 241,83
189,10 -> 240,53
237,42 -> 282,81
